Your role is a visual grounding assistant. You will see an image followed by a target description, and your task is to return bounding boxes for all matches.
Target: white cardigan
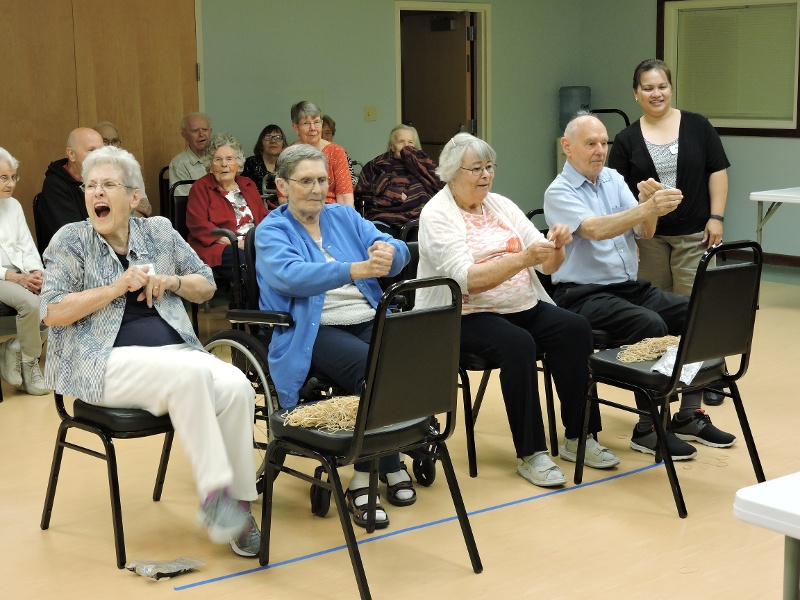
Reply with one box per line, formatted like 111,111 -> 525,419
415,185 -> 554,310
0,197 -> 44,279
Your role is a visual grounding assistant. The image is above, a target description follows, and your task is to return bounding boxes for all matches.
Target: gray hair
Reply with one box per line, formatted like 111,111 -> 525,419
563,110 -> 594,139
181,112 -> 212,131
0,147 -> 20,170
276,144 -> 327,180
81,146 -> 143,191
388,125 -> 421,152
436,133 -> 496,182
291,101 -> 322,124
202,132 -> 245,170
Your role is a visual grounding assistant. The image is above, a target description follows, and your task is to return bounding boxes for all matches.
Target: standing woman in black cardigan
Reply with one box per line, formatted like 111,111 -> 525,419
608,58 -> 730,297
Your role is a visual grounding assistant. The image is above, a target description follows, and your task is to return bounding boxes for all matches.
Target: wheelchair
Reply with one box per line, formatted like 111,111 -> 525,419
203,227 -> 437,500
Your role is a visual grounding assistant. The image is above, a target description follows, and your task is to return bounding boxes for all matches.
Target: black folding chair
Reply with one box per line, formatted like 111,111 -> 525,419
259,277 -> 482,599
573,241 -> 766,517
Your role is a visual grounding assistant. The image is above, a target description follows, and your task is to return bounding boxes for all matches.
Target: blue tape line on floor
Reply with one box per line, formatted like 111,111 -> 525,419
174,462 -> 660,591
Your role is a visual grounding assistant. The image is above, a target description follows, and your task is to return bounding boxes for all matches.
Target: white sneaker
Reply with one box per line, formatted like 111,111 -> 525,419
0,340 -> 22,386
559,434 -> 620,469
21,358 -> 50,396
517,451 -> 567,487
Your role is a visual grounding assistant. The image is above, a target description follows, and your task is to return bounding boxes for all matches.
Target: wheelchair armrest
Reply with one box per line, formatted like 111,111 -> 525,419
211,228 -> 238,245
225,309 -> 293,327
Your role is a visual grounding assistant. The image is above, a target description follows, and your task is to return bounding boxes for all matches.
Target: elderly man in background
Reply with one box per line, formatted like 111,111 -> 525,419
543,113 -> 735,461
38,127 -> 104,250
169,112 -> 212,195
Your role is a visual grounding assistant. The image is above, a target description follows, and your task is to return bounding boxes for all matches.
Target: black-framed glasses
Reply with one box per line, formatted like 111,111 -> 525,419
102,138 -> 121,147
80,181 -> 135,193
288,177 -> 331,190
460,164 -> 496,177
0,175 -> 20,184
264,134 -> 284,142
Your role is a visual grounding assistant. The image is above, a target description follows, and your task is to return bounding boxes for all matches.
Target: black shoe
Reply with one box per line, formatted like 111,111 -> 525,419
703,390 -> 725,406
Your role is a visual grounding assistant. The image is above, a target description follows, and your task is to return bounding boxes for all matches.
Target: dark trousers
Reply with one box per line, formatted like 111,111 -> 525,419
460,302 -> 597,457
553,280 -> 695,414
212,245 -> 245,283
311,320 -> 400,474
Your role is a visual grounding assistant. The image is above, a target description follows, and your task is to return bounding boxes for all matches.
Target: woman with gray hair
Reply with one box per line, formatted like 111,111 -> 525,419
0,147 -> 49,395
41,145 -> 261,557
186,132 -> 268,281
256,144 -> 413,530
415,133 -> 618,488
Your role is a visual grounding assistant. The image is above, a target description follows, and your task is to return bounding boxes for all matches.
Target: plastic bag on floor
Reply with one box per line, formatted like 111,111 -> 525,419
125,557 -> 205,580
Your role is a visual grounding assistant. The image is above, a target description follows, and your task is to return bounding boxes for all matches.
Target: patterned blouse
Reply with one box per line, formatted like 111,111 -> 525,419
242,155 -> 278,194
39,216 -> 214,403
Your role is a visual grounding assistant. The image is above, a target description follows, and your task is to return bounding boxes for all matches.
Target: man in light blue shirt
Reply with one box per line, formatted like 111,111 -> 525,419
544,113 -> 735,459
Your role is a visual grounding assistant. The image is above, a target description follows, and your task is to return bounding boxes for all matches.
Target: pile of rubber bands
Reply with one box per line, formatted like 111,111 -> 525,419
281,395 -> 360,432
616,335 -> 680,363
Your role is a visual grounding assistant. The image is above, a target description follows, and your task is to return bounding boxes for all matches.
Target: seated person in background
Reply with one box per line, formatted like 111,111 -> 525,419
186,132 -> 268,283
543,113 -> 735,460
38,127 -> 104,250
94,120 -> 152,217
321,114 -> 359,187
242,124 -> 287,197
415,133 -> 617,487
0,147 -> 49,395
169,112 -> 212,196
356,124 -> 443,234
287,102 -> 353,206
40,145 -> 261,557
256,144 -> 414,529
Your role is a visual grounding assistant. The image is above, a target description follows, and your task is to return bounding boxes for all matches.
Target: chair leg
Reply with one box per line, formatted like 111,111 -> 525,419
728,382 -> 765,482
574,381 -> 595,485
259,443 -> 279,568
459,368 -> 478,478
438,442 -> 483,574
40,421 -> 70,530
542,359 -> 558,456
100,435 -> 128,568
152,430 -> 174,501
472,370 -> 492,422
649,397 -> 687,518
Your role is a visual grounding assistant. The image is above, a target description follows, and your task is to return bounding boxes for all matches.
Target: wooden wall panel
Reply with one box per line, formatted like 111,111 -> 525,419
73,0 -> 198,215
0,0 -> 79,229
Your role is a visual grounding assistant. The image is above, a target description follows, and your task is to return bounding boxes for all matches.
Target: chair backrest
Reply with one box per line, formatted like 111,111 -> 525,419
348,278 -> 461,460
400,219 -> 419,243
674,241 -> 762,384
158,166 -> 169,216
32,193 -> 46,255
242,227 -> 260,311
166,180 -> 195,240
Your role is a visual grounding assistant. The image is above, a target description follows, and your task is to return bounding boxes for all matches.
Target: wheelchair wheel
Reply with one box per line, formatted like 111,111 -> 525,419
205,329 -> 275,493
412,456 -> 436,487
309,466 -> 331,517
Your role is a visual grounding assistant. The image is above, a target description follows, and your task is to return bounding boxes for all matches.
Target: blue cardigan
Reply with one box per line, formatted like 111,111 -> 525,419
255,203 -> 409,407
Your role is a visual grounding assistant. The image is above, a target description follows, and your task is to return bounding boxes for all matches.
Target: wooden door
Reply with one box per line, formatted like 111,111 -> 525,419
401,11 -> 474,161
0,0 -> 79,229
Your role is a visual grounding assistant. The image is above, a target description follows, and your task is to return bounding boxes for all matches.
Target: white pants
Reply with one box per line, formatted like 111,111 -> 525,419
0,279 -> 42,358
101,344 -> 257,502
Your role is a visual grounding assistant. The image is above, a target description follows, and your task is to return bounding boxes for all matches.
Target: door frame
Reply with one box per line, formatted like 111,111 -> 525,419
395,1 -> 492,143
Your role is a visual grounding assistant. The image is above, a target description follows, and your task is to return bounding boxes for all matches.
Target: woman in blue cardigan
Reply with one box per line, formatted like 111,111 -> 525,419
255,144 -> 412,530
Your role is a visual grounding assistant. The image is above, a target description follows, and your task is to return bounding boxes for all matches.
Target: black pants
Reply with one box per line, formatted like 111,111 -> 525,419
212,245 -> 245,283
460,302 -> 597,457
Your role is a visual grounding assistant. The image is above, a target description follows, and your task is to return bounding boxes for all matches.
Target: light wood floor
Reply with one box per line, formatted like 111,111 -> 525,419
1,275 -> 798,600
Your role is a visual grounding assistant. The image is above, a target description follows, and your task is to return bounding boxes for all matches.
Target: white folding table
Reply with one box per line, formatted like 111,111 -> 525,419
734,472 -> 800,599
750,187 -> 800,246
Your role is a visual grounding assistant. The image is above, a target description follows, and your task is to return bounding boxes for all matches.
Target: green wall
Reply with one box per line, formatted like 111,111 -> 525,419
200,0 -> 799,256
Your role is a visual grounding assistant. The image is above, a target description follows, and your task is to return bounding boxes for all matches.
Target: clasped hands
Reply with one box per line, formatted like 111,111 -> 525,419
115,265 -> 179,307
637,178 -> 683,216
522,223 -> 572,266
10,270 -> 43,294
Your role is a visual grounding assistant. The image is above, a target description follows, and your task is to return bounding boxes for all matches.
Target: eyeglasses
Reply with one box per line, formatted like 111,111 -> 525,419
80,181 -> 134,193
299,119 -> 323,130
102,138 -> 121,147
460,164 -> 496,177
212,156 -> 237,165
0,175 -> 20,184
288,177 -> 331,190
264,134 -> 284,142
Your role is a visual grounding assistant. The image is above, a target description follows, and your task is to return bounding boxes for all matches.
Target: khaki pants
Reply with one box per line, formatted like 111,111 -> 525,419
636,232 -> 713,297
0,279 -> 42,358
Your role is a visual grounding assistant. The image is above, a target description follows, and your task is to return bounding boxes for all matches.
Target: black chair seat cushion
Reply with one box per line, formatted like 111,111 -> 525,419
73,399 -> 172,437
588,348 -> 726,392
0,302 -> 17,317
460,351 -> 497,371
269,401 -> 431,457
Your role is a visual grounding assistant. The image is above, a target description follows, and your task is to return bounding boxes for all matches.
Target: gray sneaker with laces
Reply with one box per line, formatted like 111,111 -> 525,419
197,490 -> 249,544
231,513 -> 260,558
0,340 -> 22,386
22,358 -> 50,396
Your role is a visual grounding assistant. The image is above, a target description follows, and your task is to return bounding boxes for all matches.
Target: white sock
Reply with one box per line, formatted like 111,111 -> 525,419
385,469 -> 414,502
347,472 -> 387,520
9,339 -> 20,351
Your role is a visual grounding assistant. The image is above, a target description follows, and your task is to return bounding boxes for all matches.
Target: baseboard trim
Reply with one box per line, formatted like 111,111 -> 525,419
720,250 -> 800,268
